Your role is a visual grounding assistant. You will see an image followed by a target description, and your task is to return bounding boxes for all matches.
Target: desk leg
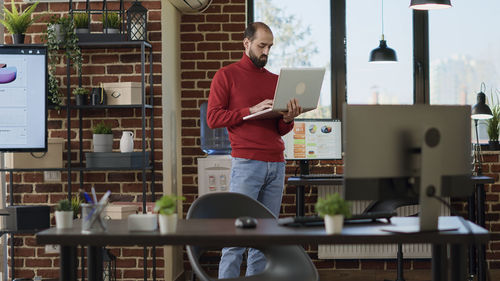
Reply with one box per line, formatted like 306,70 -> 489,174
451,244 -> 466,281
432,245 -> 447,281
477,183 -> 487,281
60,246 -> 77,281
296,185 -> 305,217
468,190 -> 477,278
88,246 -> 103,281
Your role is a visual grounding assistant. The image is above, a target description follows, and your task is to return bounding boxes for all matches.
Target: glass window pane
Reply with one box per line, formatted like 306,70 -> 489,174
429,0 -> 500,143
346,0 -> 413,104
253,0 -> 331,119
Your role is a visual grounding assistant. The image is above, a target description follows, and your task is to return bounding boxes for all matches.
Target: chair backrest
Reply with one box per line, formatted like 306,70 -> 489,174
186,192 -> 275,219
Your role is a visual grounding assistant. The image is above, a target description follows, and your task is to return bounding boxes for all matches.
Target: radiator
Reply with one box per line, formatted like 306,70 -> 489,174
317,185 -> 450,259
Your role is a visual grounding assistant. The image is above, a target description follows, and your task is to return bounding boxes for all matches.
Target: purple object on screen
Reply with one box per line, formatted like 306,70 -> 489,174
0,66 -> 17,84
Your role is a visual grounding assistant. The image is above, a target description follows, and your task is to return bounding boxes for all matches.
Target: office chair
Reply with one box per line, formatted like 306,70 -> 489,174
186,192 -> 319,281
362,197 -> 418,281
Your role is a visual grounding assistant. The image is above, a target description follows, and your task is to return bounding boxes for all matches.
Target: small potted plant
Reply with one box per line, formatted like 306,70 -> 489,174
73,87 -> 89,106
155,194 -> 185,234
100,12 -> 121,34
73,13 -> 90,34
315,193 -> 351,234
487,103 -> 500,150
0,0 -> 40,44
92,121 -> 113,152
55,199 -> 73,229
71,196 -> 83,219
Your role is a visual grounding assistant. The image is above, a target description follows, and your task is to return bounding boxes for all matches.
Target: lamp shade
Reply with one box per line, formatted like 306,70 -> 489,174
369,40 -> 398,63
410,0 -> 452,10
471,92 -> 493,120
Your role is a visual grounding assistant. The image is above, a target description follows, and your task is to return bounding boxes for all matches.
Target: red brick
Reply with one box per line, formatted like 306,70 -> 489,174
23,194 -> 48,203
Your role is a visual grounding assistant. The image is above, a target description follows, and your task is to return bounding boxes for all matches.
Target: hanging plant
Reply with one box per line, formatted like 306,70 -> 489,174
42,15 -> 83,109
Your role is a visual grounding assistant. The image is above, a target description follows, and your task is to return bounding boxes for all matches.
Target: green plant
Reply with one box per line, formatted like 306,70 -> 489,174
154,194 -> 185,215
73,13 -> 89,28
93,121 -> 112,134
487,104 -> 500,141
56,199 -> 72,212
71,196 -> 83,219
72,87 -> 89,96
100,12 -> 121,29
0,0 -> 39,35
43,14 -> 82,109
315,193 -> 351,218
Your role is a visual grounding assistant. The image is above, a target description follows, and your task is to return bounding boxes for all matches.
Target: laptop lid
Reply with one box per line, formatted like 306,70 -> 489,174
243,67 -> 326,120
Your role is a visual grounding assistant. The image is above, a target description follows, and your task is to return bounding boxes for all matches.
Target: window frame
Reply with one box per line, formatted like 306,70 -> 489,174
247,0 -> 430,119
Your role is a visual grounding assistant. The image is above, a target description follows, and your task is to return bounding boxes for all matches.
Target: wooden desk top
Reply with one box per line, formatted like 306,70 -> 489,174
286,175 -> 494,186
36,217 -> 488,247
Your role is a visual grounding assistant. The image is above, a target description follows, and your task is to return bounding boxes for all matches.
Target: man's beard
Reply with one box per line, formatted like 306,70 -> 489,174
249,50 -> 268,68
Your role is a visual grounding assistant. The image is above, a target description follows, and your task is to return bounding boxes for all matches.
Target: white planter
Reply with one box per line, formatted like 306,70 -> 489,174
93,134 -> 113,152
55,211 -> 74,229
158,213 -> 177,234
104,28 -> 120,34
324,214 -> 344,234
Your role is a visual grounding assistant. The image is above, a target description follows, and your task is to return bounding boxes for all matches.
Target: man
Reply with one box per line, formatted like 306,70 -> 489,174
207,22 -> 303,278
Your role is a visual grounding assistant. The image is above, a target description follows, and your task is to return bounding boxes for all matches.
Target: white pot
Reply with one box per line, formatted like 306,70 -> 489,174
324,214 -> 344,234
93,134 -> 113,152
104,28 -> 120,34
55,211 -> 74,229
158,213 -> 177,234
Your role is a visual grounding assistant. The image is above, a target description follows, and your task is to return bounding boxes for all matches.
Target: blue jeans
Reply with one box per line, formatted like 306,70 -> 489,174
218,157 -> 285,278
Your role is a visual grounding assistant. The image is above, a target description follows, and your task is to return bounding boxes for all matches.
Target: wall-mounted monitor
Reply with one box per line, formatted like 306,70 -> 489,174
0,45 -> 47,152
282,119 -> 342,160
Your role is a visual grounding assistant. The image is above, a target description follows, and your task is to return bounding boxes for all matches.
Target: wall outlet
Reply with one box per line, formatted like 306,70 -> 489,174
45,244 -> 59,254
43,171 -> 61,182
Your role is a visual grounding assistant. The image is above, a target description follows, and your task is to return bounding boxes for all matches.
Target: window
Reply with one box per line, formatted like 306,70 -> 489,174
251,0 -> 332,119
429,0 -> 500,142
346,0 -> 413,104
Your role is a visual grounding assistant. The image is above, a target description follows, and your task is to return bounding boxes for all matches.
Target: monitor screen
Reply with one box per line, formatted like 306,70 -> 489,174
283,119 -> 342,160
0,45 -> 47,152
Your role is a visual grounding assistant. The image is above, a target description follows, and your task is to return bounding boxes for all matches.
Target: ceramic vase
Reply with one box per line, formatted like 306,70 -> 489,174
324,214 -> 344,234
158,213 -> 177,234
55,211 -> 74,229
120,131 -> 134,153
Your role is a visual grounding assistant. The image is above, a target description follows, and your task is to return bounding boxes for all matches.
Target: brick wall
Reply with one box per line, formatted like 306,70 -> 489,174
4,0 -> 164,280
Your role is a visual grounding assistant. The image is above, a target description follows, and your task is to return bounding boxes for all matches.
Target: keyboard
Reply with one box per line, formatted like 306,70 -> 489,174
277,211 -> 397,227
299,174 -> 343,179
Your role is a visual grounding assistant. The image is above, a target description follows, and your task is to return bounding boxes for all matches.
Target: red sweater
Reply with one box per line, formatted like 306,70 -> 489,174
207,54 -> 294,162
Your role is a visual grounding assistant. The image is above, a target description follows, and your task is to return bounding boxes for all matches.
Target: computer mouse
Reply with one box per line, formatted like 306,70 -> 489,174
234,216 -> 258,228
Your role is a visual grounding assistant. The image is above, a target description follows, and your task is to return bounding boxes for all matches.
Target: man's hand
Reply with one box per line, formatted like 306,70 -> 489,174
281,98 -> 302,123
249,99 -> 273,114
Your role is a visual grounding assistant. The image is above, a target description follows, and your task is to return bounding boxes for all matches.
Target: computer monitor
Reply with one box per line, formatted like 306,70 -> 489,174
343,104 -> 472,231
0,45 -> 47,152
283,119 -> 342,161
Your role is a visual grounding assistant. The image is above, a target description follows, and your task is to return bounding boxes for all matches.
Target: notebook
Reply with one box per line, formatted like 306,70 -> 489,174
243,67 -> 326,120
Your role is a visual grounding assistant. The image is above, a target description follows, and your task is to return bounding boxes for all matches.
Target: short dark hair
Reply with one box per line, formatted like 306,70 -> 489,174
244,22 -> 272,41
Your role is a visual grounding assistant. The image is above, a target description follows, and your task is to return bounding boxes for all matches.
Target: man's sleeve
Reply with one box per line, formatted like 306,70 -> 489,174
277,119 -> 294,136
207,70 -> 250,129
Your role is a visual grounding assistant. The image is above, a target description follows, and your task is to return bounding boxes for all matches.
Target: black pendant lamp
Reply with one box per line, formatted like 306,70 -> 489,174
410,0 -> 452,10
369,0 -> 397,63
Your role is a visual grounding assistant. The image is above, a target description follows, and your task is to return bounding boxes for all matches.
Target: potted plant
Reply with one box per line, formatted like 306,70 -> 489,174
487,104 -> 500,150
71,196 -> 83,219
55,198 -> 73,229
155,194 -> 185,234
0,0 -> 39,44
73,87 -> 89,106
73,13 -> 90,34
100,12 -> 121,34
315,193 -> 351,234
44,14 -> 82,110
92,121 -> 113,152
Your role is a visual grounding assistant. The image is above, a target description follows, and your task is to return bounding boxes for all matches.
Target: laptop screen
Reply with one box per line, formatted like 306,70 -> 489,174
282,119 -> 342,160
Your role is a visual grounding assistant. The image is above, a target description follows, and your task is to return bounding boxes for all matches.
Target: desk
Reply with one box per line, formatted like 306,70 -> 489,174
287,175 -> 495,281
37,216 -> 488,281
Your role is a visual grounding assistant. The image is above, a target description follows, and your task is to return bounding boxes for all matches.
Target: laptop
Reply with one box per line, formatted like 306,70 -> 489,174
243,67 -> 326,120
